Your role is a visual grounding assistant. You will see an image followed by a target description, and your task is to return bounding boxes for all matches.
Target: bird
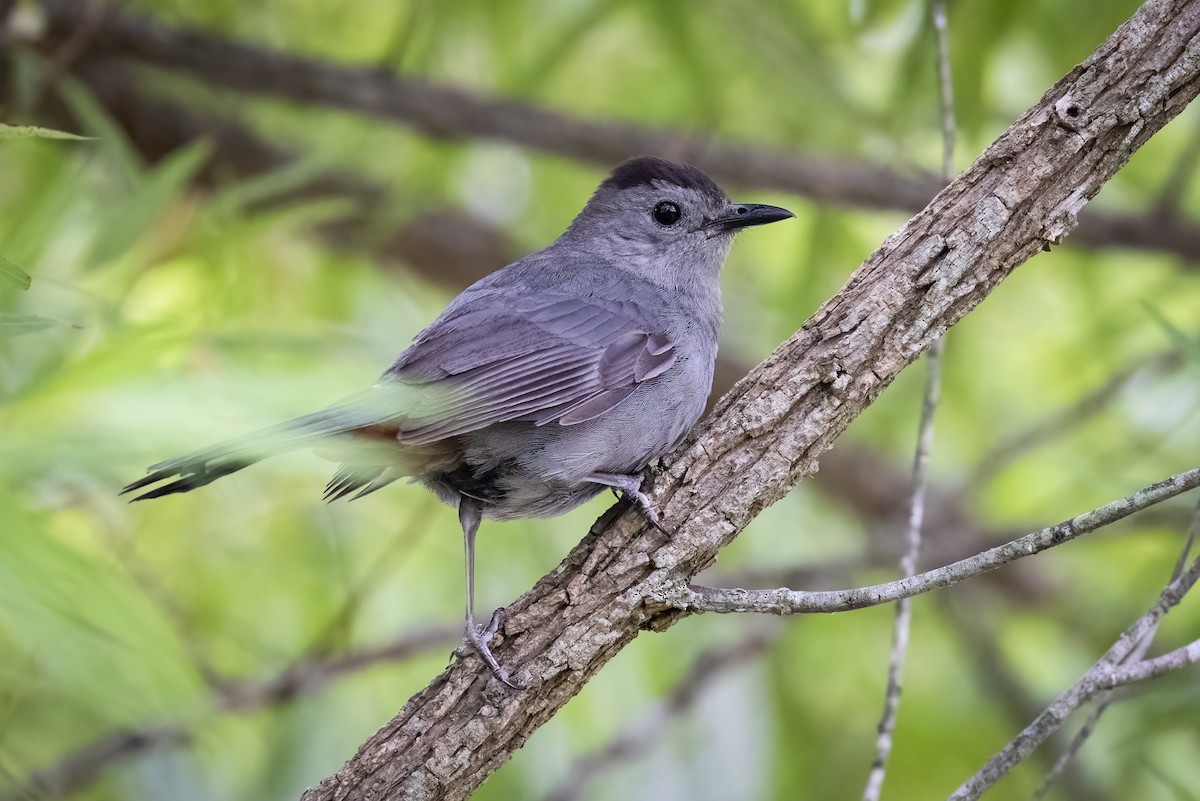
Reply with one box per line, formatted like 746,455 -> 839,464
123,155 -> 793,687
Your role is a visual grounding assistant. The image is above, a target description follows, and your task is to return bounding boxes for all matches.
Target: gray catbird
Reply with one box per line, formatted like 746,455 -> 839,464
123,156 -> 792,686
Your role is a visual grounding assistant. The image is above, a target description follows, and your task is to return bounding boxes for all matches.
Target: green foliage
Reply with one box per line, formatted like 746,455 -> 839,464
1,1 -> 1199,800
0,253 -> 30,291
0,114 -> 96,291
0,313 -> 63,336
0,122 -> 93,141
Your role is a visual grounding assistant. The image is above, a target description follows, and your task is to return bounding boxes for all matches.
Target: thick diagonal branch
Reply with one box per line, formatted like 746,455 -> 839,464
296,3 -> 1200,800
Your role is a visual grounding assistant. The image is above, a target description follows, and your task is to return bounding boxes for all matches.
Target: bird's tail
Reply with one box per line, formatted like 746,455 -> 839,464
121,385 -> 445,502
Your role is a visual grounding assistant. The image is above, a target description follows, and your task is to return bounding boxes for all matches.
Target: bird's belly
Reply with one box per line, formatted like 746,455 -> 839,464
420,372 -> 708,520
419,460 -> 606,520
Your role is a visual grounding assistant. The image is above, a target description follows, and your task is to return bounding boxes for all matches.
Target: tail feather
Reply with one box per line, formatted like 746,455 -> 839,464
322,465 -> 399,502
122,389 -> 413,502
122,458 -> 258,501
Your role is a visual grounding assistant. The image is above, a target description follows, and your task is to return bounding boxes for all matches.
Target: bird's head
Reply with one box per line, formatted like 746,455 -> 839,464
559,155 -> 793,291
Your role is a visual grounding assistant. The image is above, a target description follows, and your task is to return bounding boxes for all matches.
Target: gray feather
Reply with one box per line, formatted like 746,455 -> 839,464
388,291 -> 677,444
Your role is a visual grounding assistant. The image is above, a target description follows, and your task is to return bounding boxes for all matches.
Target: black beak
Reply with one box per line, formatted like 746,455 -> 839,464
707,203 -> 795,232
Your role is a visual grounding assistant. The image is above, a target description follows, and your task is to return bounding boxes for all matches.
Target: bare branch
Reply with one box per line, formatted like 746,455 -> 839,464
0,41 -> 1061,618
0,3 -> 1192,799
0,725 -> 189,801
861,343 -> 941,801
672,468 -> 1200,615
216,623 -> 459,712
30,0 -> 1200,265
1106,638 -> 1200,682
949,550 -> 1200,801
1031,494 -> 1200,800
933,0 -> 958,184
862,5 -> 956,796
941,596 -> 1115,801
1172,494 -> 1200,578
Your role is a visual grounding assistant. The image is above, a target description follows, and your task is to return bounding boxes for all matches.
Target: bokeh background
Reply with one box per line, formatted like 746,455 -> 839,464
1,0 -> 1199,799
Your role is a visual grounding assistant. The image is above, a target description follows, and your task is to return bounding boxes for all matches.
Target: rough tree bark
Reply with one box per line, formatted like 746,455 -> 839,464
297,1 -> 1200,799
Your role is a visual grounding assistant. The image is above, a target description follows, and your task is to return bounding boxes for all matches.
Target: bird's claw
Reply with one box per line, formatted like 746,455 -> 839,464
463,608 -> 525,690
625,488 -> 673,536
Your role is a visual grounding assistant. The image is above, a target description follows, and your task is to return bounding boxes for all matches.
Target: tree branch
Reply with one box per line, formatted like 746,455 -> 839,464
940,594 -> 1115,801
949,549 -> 1200,800
862,3 -> 955,796
1031,494 -> 1200,800
292,3 -> 1200,799
0,725 -> 189,801
0,53 -> 1056,799
31,0 -> 1200,265
671,468 -> 1200,615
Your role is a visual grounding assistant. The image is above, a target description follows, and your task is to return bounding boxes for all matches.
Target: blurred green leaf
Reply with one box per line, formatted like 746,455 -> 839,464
57,78 -> 143,184
207,153 -> 341,219
0,253 -> 31,290
0,123 -> 93,141
0,314 -> 63,336
88,140 -> 212,266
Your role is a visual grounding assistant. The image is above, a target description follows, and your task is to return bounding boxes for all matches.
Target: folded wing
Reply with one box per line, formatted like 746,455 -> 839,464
388,292 -> 677,443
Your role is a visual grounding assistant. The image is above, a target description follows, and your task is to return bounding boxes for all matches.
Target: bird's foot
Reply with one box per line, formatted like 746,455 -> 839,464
623,485 -> 674,537
462,608 -> 525,689
588,471 -> 674,536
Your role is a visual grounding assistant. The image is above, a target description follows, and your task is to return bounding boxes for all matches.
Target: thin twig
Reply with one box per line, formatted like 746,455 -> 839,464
949,552 -> 1200,801
1,55 -> 1070,614
939,594 -> 1113,801
861,337 -> 944,796
670,468 -> 1200,615
933,0 -> 957,184
861,5 -> 954,795
1171,495 -> 1200,579
1031,495 -> 1200,800
541,630 -> 776,801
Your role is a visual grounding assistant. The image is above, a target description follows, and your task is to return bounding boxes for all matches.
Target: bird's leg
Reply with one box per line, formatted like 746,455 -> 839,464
459,497 -> 523,689
586,471 -> 670,534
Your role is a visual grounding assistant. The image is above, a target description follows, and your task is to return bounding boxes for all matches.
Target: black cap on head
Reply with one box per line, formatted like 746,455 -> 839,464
601,156 -> 727,202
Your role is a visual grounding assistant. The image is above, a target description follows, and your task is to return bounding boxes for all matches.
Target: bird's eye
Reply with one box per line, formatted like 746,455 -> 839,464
652,201 -> 682,226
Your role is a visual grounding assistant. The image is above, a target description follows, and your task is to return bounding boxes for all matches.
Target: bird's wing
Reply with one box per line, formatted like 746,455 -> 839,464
385,292 -> 677,444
